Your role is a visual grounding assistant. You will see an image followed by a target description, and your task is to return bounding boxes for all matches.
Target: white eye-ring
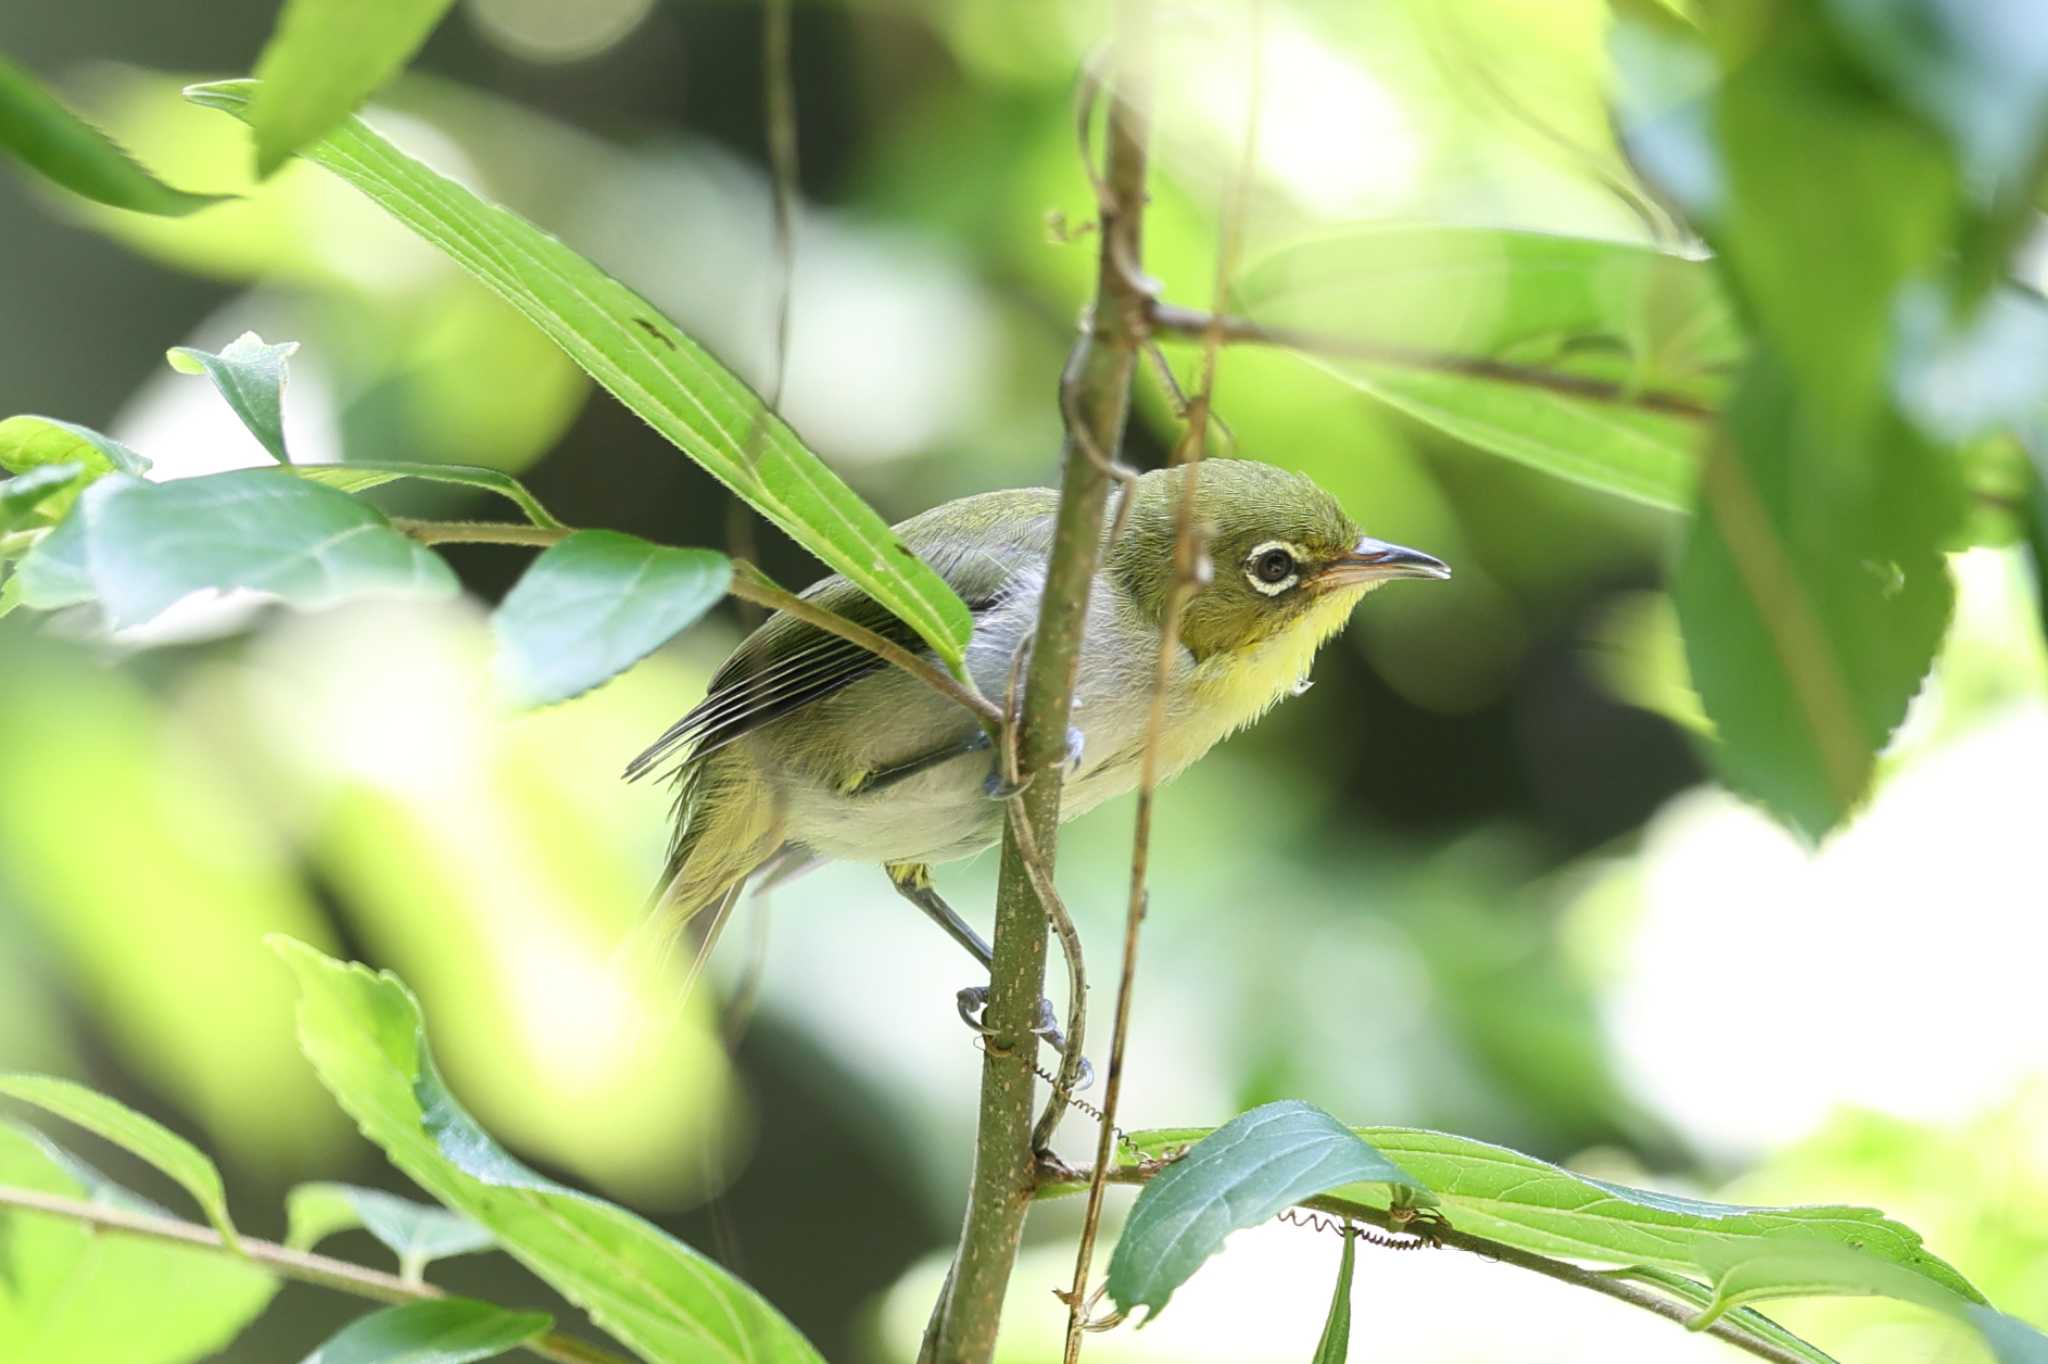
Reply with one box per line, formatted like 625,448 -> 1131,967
1244,540 -> 1303,596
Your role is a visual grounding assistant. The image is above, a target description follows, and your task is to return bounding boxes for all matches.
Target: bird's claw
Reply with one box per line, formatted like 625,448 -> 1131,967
956,987 -> 1094,1090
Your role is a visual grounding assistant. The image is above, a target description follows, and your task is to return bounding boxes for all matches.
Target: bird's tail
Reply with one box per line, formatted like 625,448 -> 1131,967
649,746 -> 787,942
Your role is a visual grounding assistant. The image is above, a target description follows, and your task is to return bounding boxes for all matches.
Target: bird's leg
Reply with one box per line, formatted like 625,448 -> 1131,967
884,861 -> 1093,1089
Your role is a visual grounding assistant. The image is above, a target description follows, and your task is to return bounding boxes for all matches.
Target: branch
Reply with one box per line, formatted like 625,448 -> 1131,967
0,1184 -> 632,1364
390,519 -> 1000,726
919,7 -> 1153,1360
1144,301 -> 1718,421
1037,1169 -> 1820,1364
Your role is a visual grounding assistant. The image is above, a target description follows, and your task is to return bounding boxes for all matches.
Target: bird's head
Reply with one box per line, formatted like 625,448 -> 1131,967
1108,460 -> 1449,660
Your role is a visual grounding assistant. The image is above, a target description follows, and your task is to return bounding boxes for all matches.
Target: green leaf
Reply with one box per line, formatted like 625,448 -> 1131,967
1122,1124 -> 1982,1311
1308,1228 -> 1355,1364
167,332 -> 299,464
0,465 -> 82,532
246,0 -> 459,178
0,414 -> 151,519
0,51 -> 229,216
1676,360 -> 1963,836
1106,1101 -> 1430,1322
185,78 -> 973,670
287,1182 -> 495,1280
0,1073 -> 240,1250
491,530 -> 730,706
1692,1240 -> 2047,1364
300,1299 -> 549,1364
272,936 -> 826,1364
1232,227 -> 1738,509
16,469 -> 458,628
292,462 -> 564,529
1602,1266 -> 1840,1364
0,1122 -> 276,1364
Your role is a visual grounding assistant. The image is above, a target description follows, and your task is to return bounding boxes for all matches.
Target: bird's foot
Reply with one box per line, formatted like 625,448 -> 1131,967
981,726 -> 1086,799
955,985 -> 1095,1090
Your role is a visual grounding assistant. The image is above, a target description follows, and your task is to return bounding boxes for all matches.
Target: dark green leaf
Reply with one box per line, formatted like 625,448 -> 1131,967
0,414 -> 150,519
2026,443 -> 2048,643
167,332 -> 298,464
0,51 -> 228,216
1308,1228 -> 1355,1364
1676,360 -> 1963,836
0,465 -> 82,532
272,936 -> 826,1364
300,1299 -> 548,1364
1122,1124 -> 1982,1310
16,470 -> 457,628
0,1072 -> 240,1250
185,79 -> 973,669
1823,0 -> 2048,196
246,0 -> 459,178
0,1122 -> 276,1364
292,462 -> 564,529
1232,227 -> 1737,509
491,530 -> 730,706
286,1183 -> 494,1280
1107,1102 -> 1430,1322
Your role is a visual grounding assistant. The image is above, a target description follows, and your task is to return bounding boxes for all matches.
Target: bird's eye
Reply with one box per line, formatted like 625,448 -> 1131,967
1253,547 -> 1296,584
1244,543 -> 1300,596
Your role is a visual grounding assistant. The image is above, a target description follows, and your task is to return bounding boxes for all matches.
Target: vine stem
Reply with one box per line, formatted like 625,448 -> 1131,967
1038,1170 -> 1817,1364
918,6 -> 1152,1359
388,519 -> 1000,726
1058,6 -> 1261,1359
0,1184 -> 633,1364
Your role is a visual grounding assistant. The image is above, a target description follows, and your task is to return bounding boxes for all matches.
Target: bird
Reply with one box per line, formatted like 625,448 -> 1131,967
626,458 -> 1448,1049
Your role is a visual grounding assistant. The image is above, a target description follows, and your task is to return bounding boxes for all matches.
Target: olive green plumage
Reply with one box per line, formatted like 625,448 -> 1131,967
630,459 -> 1449,960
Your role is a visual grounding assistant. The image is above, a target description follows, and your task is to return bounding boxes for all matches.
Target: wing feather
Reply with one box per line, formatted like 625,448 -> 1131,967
625,487 -> 1060,784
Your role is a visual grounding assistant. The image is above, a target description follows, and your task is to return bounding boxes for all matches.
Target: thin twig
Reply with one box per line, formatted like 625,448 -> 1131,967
1038,1168 -> 1819,1364
0,1184 -> 633,1364
1143,301 -> 1718,421
389,520 -> 1002,726
761,0 -> 799,413
918,4 -> 1153,1358
1059,9 -> 1257,1360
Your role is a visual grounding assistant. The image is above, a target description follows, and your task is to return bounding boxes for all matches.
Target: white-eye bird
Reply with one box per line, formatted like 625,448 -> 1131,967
627,459 -> 1447,1044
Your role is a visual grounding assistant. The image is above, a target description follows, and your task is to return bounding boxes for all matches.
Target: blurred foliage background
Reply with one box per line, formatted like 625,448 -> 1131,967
3,0 -> 2046,1360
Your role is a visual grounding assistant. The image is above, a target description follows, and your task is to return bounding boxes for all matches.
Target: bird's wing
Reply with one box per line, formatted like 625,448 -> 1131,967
624,488 -> 1058,782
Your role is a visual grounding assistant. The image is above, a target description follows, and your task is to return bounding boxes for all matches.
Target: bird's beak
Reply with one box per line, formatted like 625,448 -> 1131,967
1312,536 -> 1452,590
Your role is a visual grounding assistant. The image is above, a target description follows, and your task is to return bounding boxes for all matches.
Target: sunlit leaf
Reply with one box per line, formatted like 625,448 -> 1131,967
293,462 -> 564,529
1693,1240 -> 2047,1364
185,79 -> 972,669
167,332 -> 299,464
0,51 -> 228,216
1603,1267 -> 1840,1364
286,1182 -> 494,1280
1676,361 -> 1963,837
491,530 -> 730,706
1121,1124 -> 1982,1308
0,1073 -> 240,1250
1107,1102 -> 1430,1321
0,414 -> 150,519
1309,1227 -> 1355,1364
0,1123 -> 276,1364
0,465 -> 81,532
16,470 -> 457,628
299,1299 -> 548,1364
247,0 -> 459,178
273,937 -> 826,1364
1232,227 -> 1737,509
